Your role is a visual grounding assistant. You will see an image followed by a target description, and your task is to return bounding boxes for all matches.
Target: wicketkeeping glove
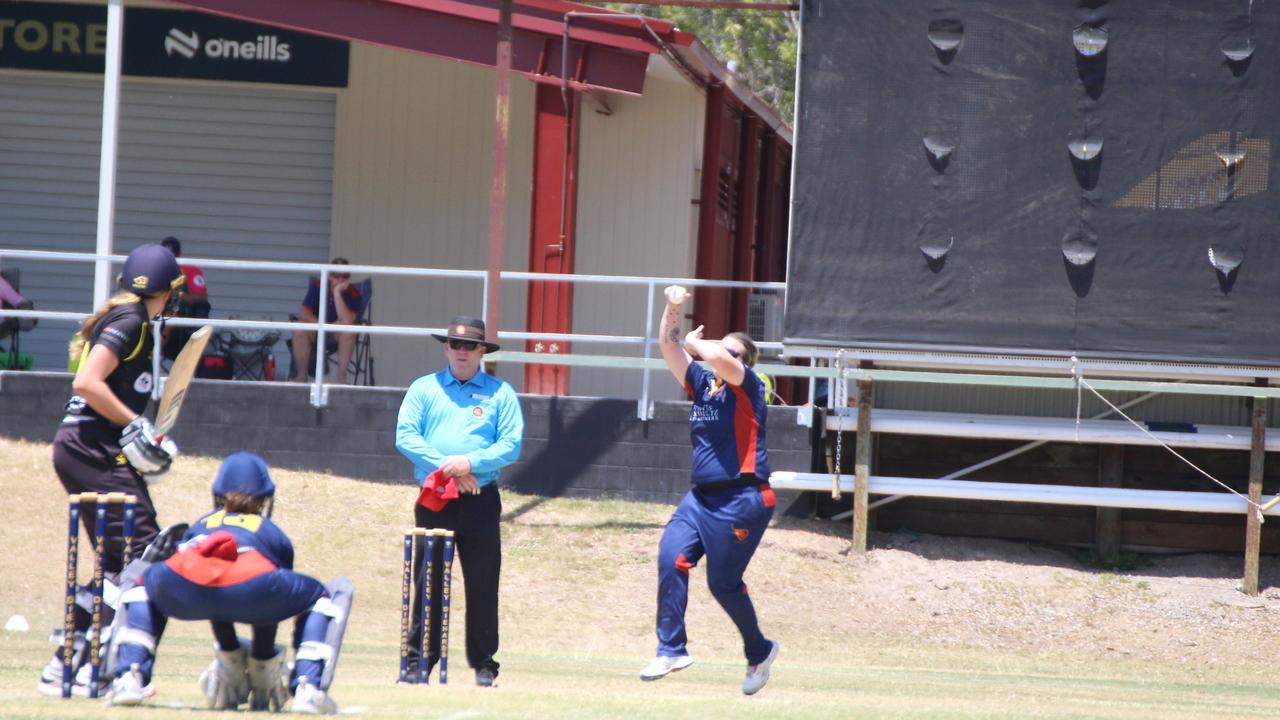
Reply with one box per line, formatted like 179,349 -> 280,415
120,416 -> 178,476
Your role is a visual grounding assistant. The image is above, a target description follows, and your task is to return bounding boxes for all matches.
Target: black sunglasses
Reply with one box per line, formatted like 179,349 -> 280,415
448,339 -> 480,351
725,347 -> 741,359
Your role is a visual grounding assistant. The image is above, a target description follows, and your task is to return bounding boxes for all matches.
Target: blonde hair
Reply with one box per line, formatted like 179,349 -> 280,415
69,291 -> 143,359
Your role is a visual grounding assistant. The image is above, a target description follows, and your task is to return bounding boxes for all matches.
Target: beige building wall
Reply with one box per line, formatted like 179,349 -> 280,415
570,71 -> 706,400
330,43 -> 534,390
333,48 -> 706,399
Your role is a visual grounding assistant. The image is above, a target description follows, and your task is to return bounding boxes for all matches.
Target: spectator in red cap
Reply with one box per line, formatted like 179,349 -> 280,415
159,237 -> 211,362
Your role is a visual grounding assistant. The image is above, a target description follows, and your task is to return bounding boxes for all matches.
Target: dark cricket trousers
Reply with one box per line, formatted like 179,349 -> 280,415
52,421 -> 161,574
410,483 -> 502,676
51,421 -> 161,640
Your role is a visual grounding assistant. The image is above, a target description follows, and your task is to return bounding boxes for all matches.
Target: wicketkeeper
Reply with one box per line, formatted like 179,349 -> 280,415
106,452 -> 352,714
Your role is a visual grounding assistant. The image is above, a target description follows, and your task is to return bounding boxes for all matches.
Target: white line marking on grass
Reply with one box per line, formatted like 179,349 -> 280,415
439,711 -> 483,720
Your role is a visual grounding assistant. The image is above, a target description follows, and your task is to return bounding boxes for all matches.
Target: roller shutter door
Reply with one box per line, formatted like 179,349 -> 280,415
0,72 -> 335,371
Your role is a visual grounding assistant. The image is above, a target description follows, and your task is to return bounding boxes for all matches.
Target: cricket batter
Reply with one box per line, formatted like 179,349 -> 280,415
39,243 -> 183,696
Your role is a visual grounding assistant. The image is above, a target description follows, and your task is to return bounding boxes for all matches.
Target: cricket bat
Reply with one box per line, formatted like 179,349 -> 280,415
154,325 -> 212,439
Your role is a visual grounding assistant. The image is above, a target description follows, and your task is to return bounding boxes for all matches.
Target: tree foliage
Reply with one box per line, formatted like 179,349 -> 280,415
603,3 -> 798,122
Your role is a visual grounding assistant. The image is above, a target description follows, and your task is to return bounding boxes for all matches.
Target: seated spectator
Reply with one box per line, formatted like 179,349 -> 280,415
290,258 -> 367,384
0,267 -> 36,338
160,237 -> 212,361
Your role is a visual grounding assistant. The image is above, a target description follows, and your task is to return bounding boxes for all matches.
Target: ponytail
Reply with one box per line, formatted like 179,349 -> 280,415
69,292 -> 142,359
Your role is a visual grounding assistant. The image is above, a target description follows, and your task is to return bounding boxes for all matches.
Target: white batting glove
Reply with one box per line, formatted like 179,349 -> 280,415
120,416 -> 176,476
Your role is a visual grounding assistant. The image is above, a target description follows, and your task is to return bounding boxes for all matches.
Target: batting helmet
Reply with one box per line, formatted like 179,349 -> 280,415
118,243 -> 183,296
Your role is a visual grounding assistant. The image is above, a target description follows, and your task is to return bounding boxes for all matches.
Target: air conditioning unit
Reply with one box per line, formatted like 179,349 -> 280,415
746,290 -> 784,353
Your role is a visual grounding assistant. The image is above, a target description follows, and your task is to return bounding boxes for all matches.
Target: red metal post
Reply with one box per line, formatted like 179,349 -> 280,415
487,0 -> 513,347
525,83 -> 582,395
694,84 -> 736,338
755,131 -> 785,283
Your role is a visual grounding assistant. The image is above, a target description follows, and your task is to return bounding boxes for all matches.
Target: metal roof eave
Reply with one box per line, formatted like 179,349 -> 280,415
165,0 -> 690,95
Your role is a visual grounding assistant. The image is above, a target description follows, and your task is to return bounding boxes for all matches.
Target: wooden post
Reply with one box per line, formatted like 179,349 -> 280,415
852,377 -> 873,553
1243,390 -> 1267,595
1095,446 -> 1123,565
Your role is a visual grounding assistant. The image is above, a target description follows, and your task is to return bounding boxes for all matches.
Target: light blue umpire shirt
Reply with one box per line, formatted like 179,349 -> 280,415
395,367 -> 524,488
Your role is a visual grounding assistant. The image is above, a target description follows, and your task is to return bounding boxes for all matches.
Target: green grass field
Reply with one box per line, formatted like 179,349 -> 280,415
3,437 -> 1280,719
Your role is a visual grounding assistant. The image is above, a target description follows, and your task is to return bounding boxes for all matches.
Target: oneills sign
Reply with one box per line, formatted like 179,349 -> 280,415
0,2 -> 347,87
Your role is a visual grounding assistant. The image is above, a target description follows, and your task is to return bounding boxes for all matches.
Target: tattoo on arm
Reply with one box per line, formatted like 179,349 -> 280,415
662,305 -> 681,344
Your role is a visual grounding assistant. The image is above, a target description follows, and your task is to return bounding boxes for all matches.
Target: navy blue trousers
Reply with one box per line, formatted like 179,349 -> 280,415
119,563 -> 328,686
655,483 -> 775,664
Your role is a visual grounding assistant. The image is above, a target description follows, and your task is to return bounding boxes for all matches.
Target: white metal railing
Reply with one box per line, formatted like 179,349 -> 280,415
768,472 -> 1278,516
5,248 -> 1280,568
0,249 -> 784,409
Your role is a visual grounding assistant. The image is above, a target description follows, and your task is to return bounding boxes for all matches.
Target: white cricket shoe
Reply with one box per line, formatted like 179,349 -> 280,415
36,656 -> 107,698
741,641 -> 779,696
291,677 -> 338,715
107,664 -> 155,706
639,654 -> 694,681
36,655 -> 68,697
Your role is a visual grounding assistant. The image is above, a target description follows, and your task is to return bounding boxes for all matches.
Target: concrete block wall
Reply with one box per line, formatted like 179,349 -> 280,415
0,373 -> 813,505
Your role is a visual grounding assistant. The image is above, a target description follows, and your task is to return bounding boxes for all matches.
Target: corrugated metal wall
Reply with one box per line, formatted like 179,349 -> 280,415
329,43 -> 533,390
0,71 -> 335,372
570,73 -> 706,400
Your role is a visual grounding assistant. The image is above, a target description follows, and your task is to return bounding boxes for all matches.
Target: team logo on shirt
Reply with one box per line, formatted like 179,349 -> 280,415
689,406 -> 719,422
472,406 -> 484,418
732,527 -> 750,543
134,372 -> 154,394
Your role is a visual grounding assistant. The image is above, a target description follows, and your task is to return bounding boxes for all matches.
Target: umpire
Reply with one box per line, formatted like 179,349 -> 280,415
395,315 -> 523,688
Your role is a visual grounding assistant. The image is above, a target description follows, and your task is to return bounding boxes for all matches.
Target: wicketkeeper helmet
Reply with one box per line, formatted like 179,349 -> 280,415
212,452 -> 276,514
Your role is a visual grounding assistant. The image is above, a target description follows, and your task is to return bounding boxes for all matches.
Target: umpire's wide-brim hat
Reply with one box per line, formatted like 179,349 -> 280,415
432,315 -> 499,352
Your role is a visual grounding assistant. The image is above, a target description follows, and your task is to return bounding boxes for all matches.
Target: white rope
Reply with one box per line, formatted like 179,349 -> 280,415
1078,376 -> 1266,525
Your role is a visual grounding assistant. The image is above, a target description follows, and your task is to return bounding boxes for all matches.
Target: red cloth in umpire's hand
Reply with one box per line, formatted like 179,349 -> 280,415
417,469 -> 459,511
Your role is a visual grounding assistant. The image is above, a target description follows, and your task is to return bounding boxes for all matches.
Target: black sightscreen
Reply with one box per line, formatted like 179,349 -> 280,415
788,0 -> 1280,366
